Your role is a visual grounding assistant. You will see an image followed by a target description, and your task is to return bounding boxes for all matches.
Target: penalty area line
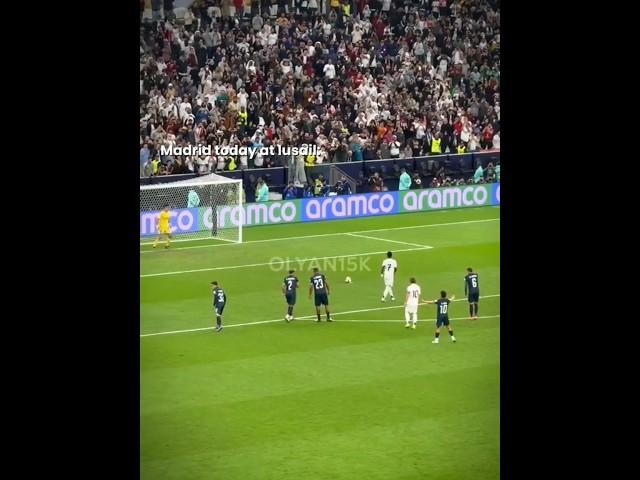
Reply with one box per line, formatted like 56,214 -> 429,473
345,233 -> 433,249
335,315 -> 500,322
140,217 -> 499,254
140,246 -> 433,278
140,294 -> 500,337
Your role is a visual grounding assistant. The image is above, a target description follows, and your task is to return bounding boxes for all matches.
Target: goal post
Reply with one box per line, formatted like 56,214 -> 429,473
140,174 -> 243,244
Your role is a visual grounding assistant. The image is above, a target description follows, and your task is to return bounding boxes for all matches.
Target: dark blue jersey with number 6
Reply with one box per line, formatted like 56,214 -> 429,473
464,273 -> 480,295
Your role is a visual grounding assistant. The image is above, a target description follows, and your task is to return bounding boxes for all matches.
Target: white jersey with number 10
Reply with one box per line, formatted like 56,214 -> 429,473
406,284 -> 421,307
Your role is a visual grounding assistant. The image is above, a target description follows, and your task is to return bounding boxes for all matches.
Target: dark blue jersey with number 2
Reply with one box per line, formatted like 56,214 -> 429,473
284,275 -> 298,293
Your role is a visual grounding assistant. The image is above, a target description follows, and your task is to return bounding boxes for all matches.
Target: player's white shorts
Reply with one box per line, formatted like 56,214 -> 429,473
383,276 -> 394,287
405,305 -> 418,315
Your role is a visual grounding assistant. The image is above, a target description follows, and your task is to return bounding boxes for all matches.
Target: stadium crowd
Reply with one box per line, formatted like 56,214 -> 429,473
140,0 -> 500,178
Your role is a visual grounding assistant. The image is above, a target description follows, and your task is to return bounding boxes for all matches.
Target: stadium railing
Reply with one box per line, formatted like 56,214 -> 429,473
140,152 -> 500,201
140,173 -> 197,185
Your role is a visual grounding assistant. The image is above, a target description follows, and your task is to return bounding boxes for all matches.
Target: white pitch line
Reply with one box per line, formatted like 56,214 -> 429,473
139,318 -> 283,336
346,232 -> 432,249
336,315 -> 500,323
140,246 -> 433,278
140,217 -> 499,254
139,314 -> 500,337
140,294 -> 500,337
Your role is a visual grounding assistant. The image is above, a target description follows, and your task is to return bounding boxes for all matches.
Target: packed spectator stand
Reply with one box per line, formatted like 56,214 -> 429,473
140,0 -> 500,199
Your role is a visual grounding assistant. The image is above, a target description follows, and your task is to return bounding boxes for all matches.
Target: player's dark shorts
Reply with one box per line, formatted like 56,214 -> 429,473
214,303 -> 225,315
285,293 -> 296,305
468,291 -> 480,303
314,292 -> 329,306
436,315 -> 450,328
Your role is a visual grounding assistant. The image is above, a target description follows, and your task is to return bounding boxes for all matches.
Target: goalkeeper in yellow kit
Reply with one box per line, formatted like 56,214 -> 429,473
153,205 -> 172,249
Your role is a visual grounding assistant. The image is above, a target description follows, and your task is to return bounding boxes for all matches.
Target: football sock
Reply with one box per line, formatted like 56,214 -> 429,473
326,312 -> 330,320
469,304 -> 474,317
435,332 -> 440,339
474,304 -> 478,316
216,316 -> 221,328
448,329 -> 454,337
405,310 -> 411,323
317,313 -> 321,321
287,306 -> 293,316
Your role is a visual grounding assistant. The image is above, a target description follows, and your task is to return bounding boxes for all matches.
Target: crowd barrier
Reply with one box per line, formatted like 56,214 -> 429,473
216,151 -> 500,201
140,152 -> 500,203
140,173 -> 197,185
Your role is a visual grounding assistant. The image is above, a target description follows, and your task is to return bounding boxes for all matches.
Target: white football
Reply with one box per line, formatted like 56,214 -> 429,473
345,276 -> 352,283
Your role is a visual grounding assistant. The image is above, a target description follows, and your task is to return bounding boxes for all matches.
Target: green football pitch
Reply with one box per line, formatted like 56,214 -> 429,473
140,206 -> 500,480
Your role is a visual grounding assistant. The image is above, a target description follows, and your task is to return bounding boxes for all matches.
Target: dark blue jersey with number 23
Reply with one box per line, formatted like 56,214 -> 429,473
310,273 -> 327,294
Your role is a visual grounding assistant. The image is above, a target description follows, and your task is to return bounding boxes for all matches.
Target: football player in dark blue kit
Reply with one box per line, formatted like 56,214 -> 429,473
282,269 -> 299,322
308,267 -> 332,322
464,267 -> 480,320
210,281 -> 226,332
425,290 -> 456,344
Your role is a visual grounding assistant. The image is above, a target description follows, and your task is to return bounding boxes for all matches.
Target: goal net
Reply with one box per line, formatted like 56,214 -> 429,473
140,174 -> 243,244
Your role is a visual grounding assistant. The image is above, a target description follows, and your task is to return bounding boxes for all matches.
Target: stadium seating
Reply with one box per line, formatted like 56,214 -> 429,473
140,1 -> 500,180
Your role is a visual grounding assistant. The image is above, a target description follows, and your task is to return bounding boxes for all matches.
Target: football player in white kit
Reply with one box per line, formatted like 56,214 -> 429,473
380,251 -> 398,302
404,277 -> 423,329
